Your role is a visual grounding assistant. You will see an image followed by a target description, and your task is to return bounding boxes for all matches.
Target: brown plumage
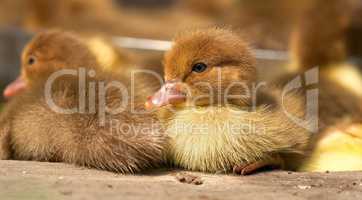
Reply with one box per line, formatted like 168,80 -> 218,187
283,0 -> 362,129
278,0 -> 362,172
16,0 -> 212,40
346,0 -> 362,59
290,0 -> 351,69
0,31 -> 168,173
179,0 -> 312,50
146,28 -> 311,174
177,0 -> 233,17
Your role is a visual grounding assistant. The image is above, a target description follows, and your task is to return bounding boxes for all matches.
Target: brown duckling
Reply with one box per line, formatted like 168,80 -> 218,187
286,0 -> 361,129
146,28 -> 311,174
280,0 -> 362,172
0,31 -> 168,173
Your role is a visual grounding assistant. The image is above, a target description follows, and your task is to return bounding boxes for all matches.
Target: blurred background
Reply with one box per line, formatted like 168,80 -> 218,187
0,0 -> 362,101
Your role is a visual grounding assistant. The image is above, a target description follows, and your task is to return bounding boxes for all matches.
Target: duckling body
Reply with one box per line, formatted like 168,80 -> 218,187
2,74 -> 166,173
0,31 -> 168,173
166,101 -> 309,173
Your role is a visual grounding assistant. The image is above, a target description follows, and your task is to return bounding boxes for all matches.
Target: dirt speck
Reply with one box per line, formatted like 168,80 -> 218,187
60,189 -> 73,196
175,172 -> 203,185
297,185 -> 312,190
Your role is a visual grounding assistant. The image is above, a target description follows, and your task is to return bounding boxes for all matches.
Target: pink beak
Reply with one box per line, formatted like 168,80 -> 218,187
3,76 -> 27,99
145,81 -> 187,109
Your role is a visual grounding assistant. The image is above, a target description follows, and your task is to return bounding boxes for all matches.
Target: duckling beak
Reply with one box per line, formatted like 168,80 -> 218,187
145,81 -> 187,109
3,76 -> 27,99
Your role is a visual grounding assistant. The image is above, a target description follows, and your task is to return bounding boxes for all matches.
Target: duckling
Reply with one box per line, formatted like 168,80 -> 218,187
146,28 -> 311,174
281,0 -> 362,172
84,36 -> 164,79
85,36 -> 136,73
286,0 -> 362,129
0,31 -> 168,173
300,124 -> 362,172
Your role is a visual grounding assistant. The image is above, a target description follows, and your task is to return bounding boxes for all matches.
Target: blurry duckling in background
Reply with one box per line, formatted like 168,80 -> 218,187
17,0 -> 213,40
85,36 -> 136,73
3,33 -> 144,99
280,0 -> 362,172
146,28 -> 311,175
176,0 -> 233,18
285,0 -> 362,128
0,31 -> 168,173
84,36 -> 165,77
301,124 -> 362,172
179,0 -> 312,50
346,0 -> 362,67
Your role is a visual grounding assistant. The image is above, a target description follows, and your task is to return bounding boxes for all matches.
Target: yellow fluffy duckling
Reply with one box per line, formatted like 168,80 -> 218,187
300,124 -> 362,172
146,28 -> 311,175
85,36 -> 135,73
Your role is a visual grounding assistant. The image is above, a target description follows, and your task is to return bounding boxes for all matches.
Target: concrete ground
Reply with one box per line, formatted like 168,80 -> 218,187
1,160 -> 362,200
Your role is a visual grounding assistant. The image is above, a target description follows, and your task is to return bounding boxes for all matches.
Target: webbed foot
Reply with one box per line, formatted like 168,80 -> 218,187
233,155 -> 284,175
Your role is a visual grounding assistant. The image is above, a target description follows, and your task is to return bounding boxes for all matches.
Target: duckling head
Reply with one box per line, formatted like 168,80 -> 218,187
4,31 -> 99,98
146,28 -> 256,109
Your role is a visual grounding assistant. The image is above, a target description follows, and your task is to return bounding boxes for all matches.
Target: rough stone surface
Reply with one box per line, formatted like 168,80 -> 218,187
1,160 -> 362,200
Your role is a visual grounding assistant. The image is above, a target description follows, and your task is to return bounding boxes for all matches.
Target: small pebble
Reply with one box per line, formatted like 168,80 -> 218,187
176,172 -> 204,185
297,185 -> 312,190
60,190 -> 73,196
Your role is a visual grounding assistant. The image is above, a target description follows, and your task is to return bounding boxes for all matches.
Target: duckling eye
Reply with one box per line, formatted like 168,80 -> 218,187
28,56 -> 36,65
192,63 -> 208,73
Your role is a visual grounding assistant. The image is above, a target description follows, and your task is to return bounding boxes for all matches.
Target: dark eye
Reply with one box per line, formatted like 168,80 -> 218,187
192,63 -> 208,73
28,56 -> 36,65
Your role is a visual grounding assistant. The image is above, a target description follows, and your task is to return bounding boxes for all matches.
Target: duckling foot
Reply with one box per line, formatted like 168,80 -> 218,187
233,157 -> 283,175
175,172 -> 203,185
